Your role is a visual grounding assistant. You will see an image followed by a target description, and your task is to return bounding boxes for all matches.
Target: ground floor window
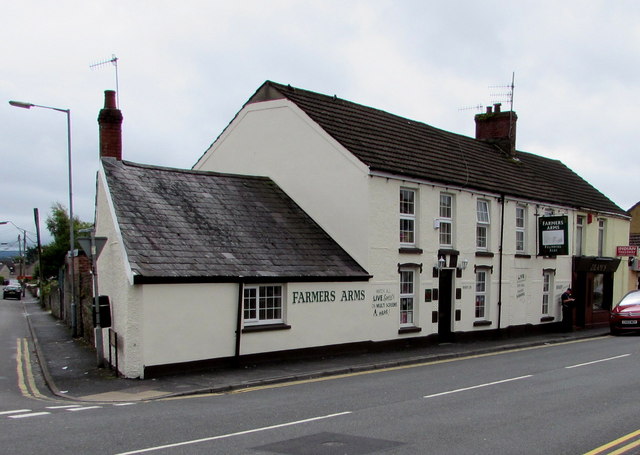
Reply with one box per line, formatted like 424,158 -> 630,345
475,270 -> 488,319
542,271 -> 553,315
400,269 -> 416,326
244,285 -> 283,325
592,274 -> 605,311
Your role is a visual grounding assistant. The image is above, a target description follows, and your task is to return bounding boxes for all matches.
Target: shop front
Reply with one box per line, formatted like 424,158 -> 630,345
572,256 -> 621,328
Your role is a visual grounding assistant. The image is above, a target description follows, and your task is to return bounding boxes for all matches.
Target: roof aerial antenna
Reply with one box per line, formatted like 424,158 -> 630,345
458,103 -> 484,113
90,54 -> 120,107
489,72 -> 517,157
489,72 -> 515,111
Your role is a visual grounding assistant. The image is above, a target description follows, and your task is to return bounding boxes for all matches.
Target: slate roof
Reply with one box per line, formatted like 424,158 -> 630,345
247,81 -> 626,217
101,159 -> 370,284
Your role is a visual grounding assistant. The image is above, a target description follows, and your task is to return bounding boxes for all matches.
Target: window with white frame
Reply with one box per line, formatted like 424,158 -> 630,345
516,205 -> 526,253
243,284 -> 283,325
400,269 -> 416,326
542,271 -> 553,315
598,219 -> 605,256
476,199 -> 490,250
400,188 -> 416,246
439,193 -> 453,247
475,270 -> 488,319
575,215 -> 585,256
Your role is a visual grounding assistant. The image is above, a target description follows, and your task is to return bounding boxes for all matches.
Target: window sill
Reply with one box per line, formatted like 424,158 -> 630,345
398,326 -> 422,334
515,253 -> 532,259
473,320 -> 492,327
475,251 -> 494,258
540,316 -> 555,322
242,323 -> 291,333
399,247 -> 423,254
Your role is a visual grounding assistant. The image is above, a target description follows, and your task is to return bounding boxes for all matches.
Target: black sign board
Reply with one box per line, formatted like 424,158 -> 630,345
538,215 -> 569,256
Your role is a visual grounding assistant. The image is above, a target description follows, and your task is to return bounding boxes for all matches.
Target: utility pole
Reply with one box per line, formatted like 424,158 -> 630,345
18,234 -> 22,277
34,208 -> 44,288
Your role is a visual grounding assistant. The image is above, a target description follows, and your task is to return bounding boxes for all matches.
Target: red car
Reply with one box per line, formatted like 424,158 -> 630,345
610,290 -> 640,335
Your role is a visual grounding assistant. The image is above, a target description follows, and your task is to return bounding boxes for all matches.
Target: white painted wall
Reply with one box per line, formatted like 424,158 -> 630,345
194,99 -> 371,268
240,283 -> 372,355
141,283 -> 238,366
366,175 -> 579,333
95,168 -> 144,378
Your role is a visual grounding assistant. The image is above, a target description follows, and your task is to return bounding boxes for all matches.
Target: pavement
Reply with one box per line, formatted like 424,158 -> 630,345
21,295 -> 611,403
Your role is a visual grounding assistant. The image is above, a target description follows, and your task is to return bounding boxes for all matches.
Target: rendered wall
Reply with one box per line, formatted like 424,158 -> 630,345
367,176 -> 575,333
141,283 -> 238,366
239,282 -> 372,355
194,99 -> 371,269
95,169 -> 144,378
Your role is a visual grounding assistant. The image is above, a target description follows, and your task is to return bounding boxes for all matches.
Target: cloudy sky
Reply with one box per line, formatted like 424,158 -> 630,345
1,0 -> 638,248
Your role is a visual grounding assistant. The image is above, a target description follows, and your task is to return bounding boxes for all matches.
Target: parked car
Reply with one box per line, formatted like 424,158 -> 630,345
610,290 -> 640,335
3,285 -> 22,300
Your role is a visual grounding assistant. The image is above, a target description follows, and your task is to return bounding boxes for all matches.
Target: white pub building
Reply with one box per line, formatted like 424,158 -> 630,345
94,83 -> 629,378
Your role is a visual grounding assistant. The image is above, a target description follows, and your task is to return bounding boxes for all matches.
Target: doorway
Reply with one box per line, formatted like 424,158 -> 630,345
438,269 -> 454,341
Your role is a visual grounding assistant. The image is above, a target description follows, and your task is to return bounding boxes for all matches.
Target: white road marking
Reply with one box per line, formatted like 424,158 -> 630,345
115,411 -> 353,455
46,405 -> 82,409
67,406 -> 103,412
9,412 -> 51,419
0,409 -> 31,415
565,354 -> 631,369
424,375 -> 533,399
113,403 -> 136,406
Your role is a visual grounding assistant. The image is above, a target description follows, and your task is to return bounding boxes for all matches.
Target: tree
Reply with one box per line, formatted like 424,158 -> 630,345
40,202 -> 92,279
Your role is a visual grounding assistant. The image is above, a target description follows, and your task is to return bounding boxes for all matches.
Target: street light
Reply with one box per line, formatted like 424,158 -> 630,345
9,100 -> 77,337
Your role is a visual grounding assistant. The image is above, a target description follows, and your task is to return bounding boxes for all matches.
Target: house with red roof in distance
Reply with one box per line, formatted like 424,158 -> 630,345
627,201 -> 640,290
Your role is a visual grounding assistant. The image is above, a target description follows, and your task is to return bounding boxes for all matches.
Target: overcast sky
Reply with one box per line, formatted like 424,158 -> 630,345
1,0 -> 638,249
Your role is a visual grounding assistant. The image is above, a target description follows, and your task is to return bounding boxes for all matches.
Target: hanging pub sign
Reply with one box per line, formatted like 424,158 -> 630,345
538,215 -> 569,256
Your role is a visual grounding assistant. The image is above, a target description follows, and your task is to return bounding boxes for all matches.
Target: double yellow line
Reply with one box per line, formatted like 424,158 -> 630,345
585,429 -> 640,455
16,338 -> 47,400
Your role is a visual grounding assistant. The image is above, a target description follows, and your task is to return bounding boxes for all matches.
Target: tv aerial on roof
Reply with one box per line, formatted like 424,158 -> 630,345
489,72 -> 515,111
90,54 -> 120,108
459,72 -> 516,113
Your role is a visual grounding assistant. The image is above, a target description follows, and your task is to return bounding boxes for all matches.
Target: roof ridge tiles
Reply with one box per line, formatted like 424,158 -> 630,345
261,81 -> 625,216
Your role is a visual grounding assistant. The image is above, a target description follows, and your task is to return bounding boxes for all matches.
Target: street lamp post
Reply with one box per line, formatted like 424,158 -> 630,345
9,100 -> 77,337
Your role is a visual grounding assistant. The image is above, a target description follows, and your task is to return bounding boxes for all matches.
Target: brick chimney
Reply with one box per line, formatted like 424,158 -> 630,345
98,90 -> 123,160
474,103 -> 517,156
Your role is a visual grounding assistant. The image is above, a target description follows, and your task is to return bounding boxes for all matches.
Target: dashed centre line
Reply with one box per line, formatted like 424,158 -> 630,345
424,375 -> 533,399
9,412 -> 51,419
0,409 -> 31,415
566,354 -> 631,369
67,406 -> 103,412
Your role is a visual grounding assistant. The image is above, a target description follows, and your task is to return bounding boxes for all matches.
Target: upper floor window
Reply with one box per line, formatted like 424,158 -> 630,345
439,193 -> 453,247
598,219 -> 606,256
516,205 -> 526,253
400,189 -> 416,246
476,199 -> 490,250
244,285 -> 283,326
575,215 -> 585,256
